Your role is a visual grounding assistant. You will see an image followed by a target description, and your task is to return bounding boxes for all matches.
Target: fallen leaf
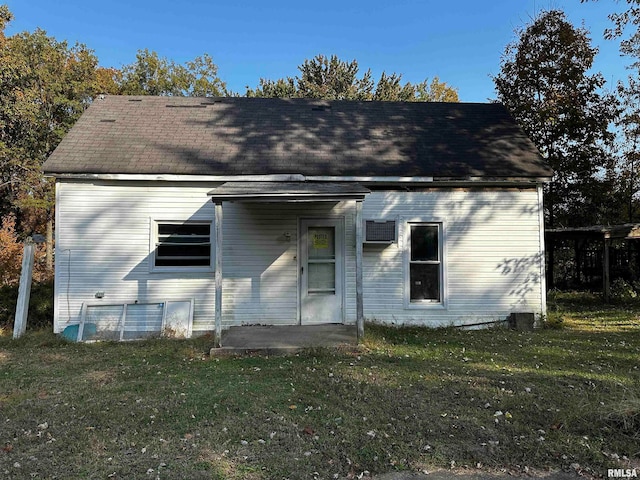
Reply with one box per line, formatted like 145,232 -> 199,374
2,444 -> 13,453
289,405 -> 297,410
303,426 -> 314,435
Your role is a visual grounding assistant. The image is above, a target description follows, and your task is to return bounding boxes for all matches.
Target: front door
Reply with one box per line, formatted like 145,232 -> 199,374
300,218 -> 344,324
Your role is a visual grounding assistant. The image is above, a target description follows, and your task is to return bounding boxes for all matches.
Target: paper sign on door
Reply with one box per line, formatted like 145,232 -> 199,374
313,233 -> 329,249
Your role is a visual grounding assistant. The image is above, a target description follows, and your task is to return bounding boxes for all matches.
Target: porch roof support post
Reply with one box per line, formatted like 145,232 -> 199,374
355,199 -> 364,342
214,201 -> 223,347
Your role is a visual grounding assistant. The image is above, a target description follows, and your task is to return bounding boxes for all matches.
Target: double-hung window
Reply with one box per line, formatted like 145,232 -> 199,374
153,222 -> 212,270
408,223 -> 443,304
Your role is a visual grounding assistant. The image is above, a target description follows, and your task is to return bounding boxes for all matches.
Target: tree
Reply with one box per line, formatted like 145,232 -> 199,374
118,49 -> 227,96
246,54 -> 459,102
610,78 -> 640,222
582,0 -> 640,222
583,0 -> 640,66
494,10 -> 618,227
0,7 -> 101,271
0,5 -> 232,282
417,77 -> 461,102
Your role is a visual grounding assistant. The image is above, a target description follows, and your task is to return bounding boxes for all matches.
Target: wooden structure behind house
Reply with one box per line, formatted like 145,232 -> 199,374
545,224 -> 640,299
42,96 -> 553,343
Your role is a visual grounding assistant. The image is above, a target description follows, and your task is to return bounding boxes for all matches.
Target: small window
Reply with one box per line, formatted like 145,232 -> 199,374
409,223 -> 442,303
154,222 -> 212,268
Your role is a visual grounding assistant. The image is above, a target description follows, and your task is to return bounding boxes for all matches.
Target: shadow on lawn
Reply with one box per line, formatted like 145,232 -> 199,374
1,315 -> 638,479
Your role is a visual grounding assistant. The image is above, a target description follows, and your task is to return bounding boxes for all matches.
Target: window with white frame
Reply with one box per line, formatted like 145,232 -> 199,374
408,223 -> 442,303
153,222 -> 212,269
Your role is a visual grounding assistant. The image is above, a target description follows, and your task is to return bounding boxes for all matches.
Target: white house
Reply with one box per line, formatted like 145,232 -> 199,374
43,96 -> 552,344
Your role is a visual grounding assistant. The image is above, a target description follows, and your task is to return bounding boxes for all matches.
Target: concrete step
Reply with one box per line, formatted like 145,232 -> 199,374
210,324 -> 358,356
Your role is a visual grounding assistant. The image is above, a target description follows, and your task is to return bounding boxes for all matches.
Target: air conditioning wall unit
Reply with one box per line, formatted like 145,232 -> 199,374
363,219 -> 397,244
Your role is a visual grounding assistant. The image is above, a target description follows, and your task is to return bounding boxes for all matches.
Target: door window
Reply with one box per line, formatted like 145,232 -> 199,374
307,227 -> 336,295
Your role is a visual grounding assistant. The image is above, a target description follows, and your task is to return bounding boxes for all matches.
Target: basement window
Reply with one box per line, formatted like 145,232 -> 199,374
152,221 -> 213,271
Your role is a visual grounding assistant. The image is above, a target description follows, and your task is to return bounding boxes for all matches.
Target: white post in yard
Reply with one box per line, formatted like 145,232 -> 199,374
355,200 -> 364,342
13,238 -> 36,339
214,201 -> 223,347
603,236 -> 611,301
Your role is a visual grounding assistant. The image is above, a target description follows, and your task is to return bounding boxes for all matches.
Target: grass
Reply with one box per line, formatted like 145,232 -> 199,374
0,293 -> 639,479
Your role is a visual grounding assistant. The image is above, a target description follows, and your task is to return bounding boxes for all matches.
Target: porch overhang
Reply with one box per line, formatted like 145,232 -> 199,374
207,181 -> 370,202
208,181 -> 368,348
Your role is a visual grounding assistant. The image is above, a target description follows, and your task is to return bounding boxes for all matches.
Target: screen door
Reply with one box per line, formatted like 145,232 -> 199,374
300,219 -> 344,324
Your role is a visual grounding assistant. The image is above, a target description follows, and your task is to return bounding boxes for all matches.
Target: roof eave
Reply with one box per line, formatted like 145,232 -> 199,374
43,172 -> 552,184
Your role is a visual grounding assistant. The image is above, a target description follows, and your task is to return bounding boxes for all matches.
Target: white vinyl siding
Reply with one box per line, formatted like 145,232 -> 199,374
53,180 -> 545,334
53,180 -> 356,333
54,181 -> 218,334
362,188 -> 545,327
222,204 -> 354,325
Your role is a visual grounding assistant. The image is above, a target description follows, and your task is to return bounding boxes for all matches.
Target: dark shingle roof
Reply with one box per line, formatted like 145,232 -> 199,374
43,96 -> 552,179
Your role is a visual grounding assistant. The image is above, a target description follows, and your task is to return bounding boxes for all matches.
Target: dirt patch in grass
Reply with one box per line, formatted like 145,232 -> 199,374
83,369 -> 117,388
0,295 -> 639,479
37,351 -> 69,363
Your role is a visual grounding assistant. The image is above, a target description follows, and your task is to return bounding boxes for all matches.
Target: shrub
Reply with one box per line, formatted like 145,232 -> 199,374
0,214 -> 52,287
0,214 -> 23,285
0,280 -> 53,331
543,312 -> 565,329
610,278 -> 637,300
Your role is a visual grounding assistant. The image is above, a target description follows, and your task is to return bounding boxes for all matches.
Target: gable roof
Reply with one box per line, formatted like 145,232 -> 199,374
43,95 -> 552,179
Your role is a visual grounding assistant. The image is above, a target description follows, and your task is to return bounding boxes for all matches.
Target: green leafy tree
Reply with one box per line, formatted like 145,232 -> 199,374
248,77 -> 298,98
95,67 -> 123,95
118,49 -> 227,96
494,10 -> 618,227
0,5 -> 230,278
246,54 -> 459,102
0,6 -> 101,270
372,72 -> 416,101
416,77 -> 461,102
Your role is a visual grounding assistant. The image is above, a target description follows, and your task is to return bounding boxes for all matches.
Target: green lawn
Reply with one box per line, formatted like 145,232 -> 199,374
1,294 -> 639,479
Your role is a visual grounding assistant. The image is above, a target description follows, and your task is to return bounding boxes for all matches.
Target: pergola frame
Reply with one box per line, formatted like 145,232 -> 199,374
546,224 -> 640,300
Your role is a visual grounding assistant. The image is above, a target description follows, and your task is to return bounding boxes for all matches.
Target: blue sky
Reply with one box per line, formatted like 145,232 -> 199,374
3,0 -> 630,101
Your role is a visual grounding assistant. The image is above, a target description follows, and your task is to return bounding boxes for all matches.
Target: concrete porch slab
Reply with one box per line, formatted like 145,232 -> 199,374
210,324 -> 358,356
